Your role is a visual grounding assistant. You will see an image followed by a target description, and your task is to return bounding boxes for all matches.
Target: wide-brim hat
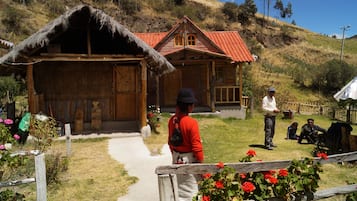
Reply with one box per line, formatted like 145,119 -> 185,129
177,88 -> 197,104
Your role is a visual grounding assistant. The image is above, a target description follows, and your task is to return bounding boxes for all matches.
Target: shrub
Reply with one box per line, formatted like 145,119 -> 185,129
29,114 -> 58,152
46,152 -> 69,185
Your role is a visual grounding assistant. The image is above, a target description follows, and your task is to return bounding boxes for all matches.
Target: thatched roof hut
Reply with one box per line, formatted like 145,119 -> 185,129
0,5 -> 175,132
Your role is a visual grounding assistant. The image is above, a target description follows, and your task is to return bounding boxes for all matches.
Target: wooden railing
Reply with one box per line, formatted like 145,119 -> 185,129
215,86 -> 240,104
156,151 -> 357,201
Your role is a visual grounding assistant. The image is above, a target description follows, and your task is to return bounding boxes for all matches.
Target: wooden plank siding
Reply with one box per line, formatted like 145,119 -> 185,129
33,61 -> 142,123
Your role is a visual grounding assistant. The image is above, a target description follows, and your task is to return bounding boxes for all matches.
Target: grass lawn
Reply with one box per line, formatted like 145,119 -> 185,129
145,111 -> 357,195
17,138 -> 137,201
11,112 -> 356,200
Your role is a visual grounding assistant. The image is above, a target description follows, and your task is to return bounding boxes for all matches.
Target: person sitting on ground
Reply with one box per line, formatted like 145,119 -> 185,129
286,122 -> 299,140
298,118 -> 326,144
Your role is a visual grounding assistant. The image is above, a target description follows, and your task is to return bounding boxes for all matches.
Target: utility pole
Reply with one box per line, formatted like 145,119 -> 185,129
340,25 -> 351,62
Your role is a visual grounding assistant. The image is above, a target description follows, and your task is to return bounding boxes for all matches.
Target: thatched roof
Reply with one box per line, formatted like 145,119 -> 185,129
0,5 -> 175,75
0,39 -> 14,49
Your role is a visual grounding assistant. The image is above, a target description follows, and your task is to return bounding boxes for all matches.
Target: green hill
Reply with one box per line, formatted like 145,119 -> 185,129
1,0 -> 357,106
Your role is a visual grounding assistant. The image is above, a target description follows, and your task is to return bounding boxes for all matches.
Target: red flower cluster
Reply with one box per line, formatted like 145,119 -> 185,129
202,195 -> 210,201
263,171 -> 278,184
246,149 -> 256,157
317,152 -> 328,160
242,181 -> 256,193
215,181 -> 224,189
202,173 -> 212,179
147,112 -> 154,118
216,162 -> 224,169
278,169 -> 288,177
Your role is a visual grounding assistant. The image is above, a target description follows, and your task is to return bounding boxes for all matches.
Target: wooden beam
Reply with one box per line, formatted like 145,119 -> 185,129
156,75 -> 160,108
35,53 -> 144,61
140,60 -> 147,129
87,23 -> 92,55
238,63 -> 243,107
210,61 -> 216,112
27,64 -> 35,113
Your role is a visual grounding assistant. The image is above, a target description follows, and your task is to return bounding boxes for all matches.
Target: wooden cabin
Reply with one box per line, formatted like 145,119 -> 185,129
136,16 -> 254,115
0,5 -> 174,132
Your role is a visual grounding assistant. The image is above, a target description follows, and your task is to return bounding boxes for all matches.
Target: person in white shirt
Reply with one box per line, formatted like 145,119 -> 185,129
262,87 -> 280,150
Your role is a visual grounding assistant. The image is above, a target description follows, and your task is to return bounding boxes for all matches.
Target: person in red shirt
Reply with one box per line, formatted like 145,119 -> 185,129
168,88 -> 204,200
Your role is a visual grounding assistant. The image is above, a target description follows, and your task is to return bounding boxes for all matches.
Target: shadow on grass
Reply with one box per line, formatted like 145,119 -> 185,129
249,144 -> 266,149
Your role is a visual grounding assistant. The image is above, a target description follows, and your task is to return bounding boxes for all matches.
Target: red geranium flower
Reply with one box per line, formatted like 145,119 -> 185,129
240,173 -> 246,179
242,181 -> 256,193
202,195 -> 210,201
263,171 -> 272,178
317,152 -> 328,160
216,162 -> 224,169
246,149 -> 256,157
202,173 -> 212,179
278,169 -> 288,177
215,180 -> 224,189
265,174 -> 278,184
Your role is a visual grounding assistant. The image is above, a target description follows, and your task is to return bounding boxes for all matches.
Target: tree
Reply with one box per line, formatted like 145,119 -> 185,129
238,0 -> 257,25
241,0 -> 257,17
311,59 -> 357,95
285,2 -> 293,18
222,2 -> 239,22
273,0 -> 293,19
0,76 -> 21,104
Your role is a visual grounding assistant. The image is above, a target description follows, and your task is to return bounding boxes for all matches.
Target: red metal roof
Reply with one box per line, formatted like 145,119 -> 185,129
135,31 -> 253,63
135,32 -> 167,47
205,31 -> 254,63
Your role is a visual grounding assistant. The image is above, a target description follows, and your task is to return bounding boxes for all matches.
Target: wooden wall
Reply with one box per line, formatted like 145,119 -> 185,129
33,61 -> 113,123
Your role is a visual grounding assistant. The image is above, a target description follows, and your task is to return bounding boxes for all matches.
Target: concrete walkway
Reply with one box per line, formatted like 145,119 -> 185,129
108,135 -> 171,201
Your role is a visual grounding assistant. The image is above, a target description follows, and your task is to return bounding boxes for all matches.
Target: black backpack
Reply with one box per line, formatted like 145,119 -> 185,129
169,117 -> 183,146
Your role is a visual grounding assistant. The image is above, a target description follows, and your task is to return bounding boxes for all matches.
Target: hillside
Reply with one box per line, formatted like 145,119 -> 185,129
1,0 -> 357,105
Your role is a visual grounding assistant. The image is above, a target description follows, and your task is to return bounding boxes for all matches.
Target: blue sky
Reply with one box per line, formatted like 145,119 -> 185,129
219,0 -> 356,38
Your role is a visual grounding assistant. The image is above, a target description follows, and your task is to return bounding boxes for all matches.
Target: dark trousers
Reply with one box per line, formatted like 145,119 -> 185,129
264,116 -> 276,147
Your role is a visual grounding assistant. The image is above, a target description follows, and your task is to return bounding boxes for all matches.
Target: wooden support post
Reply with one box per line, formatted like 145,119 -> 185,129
156,75 -> 160,109
238,63 -> 243,107
65,123 -> 71,156
210,61 -> 216,112
35,153 -> 47,201
140,60 -> 148,129
27,64 -> 35,113
158,174 -> 178,201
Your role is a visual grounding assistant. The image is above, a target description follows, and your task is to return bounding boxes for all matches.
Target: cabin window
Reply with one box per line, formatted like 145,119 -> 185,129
187,34 -> 196,46
174,34 -> 184,46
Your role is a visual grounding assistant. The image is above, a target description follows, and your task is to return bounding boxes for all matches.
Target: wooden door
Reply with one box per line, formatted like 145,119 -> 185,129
162,70 -> 182,106
113,66 -> 138,120
181,65 -> 208,106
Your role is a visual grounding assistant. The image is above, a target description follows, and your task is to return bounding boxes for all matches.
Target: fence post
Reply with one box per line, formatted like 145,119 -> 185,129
35,153 -> 47,201
65,123 -> 71,156
158,174 -> 178,201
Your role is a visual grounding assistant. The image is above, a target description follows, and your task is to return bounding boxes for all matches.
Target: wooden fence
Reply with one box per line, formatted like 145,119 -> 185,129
279,101 -> 357,125
0,151 -> 47,201
280,101 -> 333,116
155,151 -> 357,201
